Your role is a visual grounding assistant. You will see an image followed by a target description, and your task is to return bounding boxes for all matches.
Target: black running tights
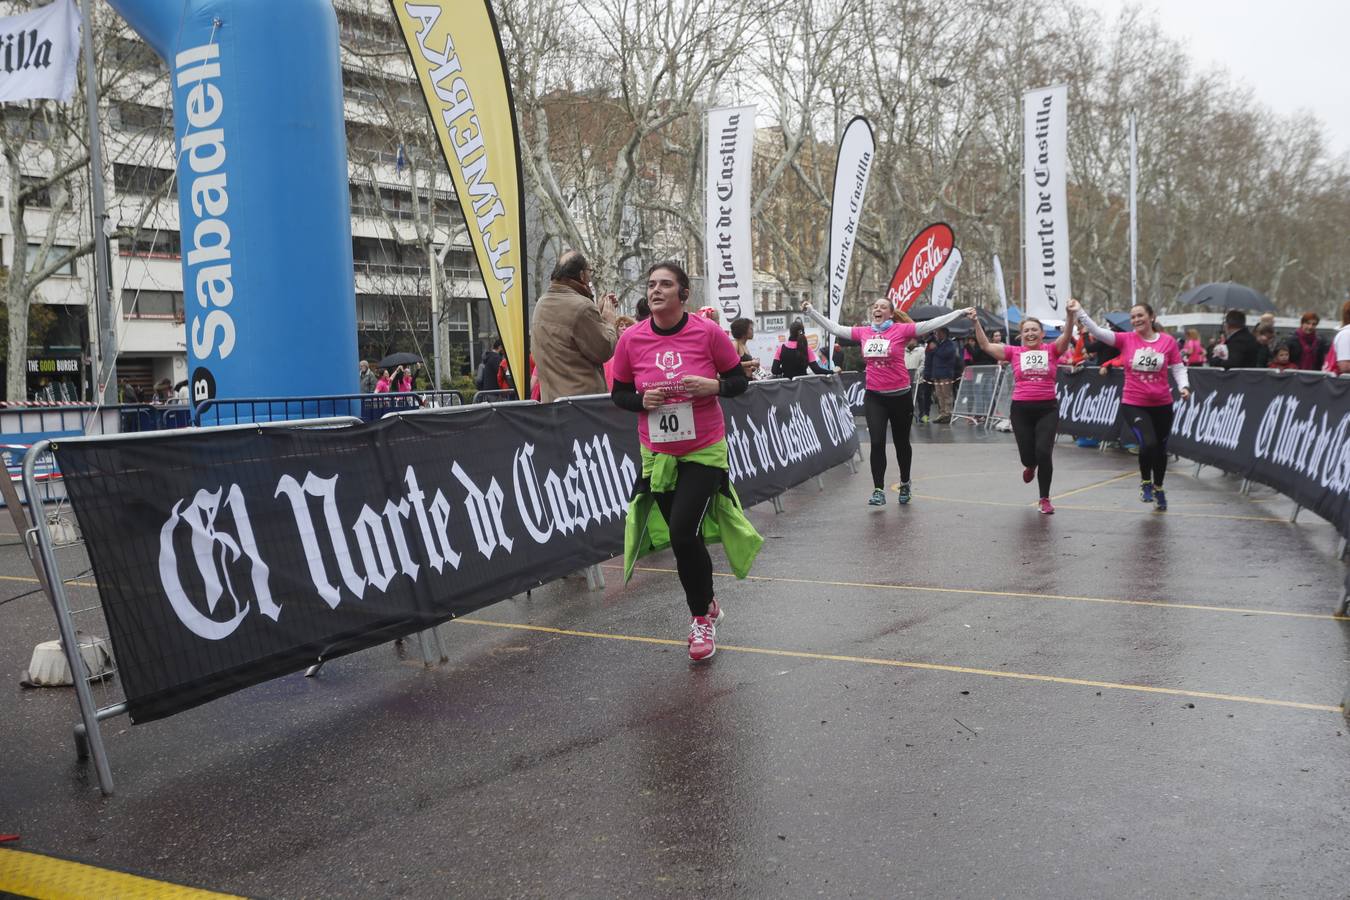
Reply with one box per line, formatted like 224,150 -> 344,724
653,461 -> 723,616
1009,400 -> 1058,498
863,389 -> 914,488
1120,403 -> 1175,486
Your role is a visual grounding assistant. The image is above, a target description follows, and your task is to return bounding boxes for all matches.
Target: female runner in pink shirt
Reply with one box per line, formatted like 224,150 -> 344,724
610,262 -> 753,660
969,305 -> 1076,513
802,297 -> 967,506
1071,299 -> 1191,512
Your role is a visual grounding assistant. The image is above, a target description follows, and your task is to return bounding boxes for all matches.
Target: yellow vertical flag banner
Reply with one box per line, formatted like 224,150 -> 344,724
389,1 -> 529,397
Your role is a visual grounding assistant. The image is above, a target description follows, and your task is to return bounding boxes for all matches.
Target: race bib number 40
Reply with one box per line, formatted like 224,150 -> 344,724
863,338 -> 892,359
1020,350 -> 1050,374
1132,348 -> 1165,373
648,401 -> 696,443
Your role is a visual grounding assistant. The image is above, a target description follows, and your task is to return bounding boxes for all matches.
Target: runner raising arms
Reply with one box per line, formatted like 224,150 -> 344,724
803,297 -> 968,506
611,262 -> 763,661
1070,298 -> 1190,512
969,305 -> 1076,513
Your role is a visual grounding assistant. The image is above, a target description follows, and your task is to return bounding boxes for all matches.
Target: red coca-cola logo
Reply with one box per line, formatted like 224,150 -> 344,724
886,223 -> 955,312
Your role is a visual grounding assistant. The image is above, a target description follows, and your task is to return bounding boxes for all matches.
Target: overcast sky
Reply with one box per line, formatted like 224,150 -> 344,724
1075,0 -> 1349,159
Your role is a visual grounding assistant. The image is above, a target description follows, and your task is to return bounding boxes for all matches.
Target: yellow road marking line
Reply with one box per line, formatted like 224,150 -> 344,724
457,619 -> 1342,714
908,491 -> 1323,524
0,573 -> 96,588
0,848 -> 243,899
1050,470 -> 1136,500
610,565 -> 1348,622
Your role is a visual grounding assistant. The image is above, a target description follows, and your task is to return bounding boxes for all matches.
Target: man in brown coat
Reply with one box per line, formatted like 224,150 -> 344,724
531,250 -> 618,401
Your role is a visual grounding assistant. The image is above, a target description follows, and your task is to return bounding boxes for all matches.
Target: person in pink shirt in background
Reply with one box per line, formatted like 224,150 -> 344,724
1182,328 -> 1207,365
602,315 -> 636,390
1073,298 -> 1191,512
969,305 -> 1077,514
802,296 -> 968,507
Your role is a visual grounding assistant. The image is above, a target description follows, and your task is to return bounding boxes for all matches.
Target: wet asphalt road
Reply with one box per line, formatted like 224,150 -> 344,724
2,425 -> 1348,898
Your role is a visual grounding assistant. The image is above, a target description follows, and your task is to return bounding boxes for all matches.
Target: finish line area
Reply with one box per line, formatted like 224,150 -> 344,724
2,429 -> 1347,897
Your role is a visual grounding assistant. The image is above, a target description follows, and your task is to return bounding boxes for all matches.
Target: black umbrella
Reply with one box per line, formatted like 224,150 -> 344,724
1104,311 -> 1132,331
1176,282 -> 1276,313
376,351 -> 423,369
907,304 -> 955,321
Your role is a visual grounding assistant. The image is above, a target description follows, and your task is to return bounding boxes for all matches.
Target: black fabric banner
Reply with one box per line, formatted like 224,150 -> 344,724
1054,367 -> 1128,441
56,378 -> 858,723
1168,370 -> 1350,536
840,371 -> 866,416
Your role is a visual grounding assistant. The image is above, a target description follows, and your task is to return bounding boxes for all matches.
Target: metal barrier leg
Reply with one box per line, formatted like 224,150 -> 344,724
73,703 -> 129,760
304,660 -> 325,678
1240,478 -> 1251,495
585,564 -> 606,591
846,457 -> 858,475
1337,537 -> 1347,560
772,495 -> 786,514
815,475 -> 825,491
1290,505 -> 1301,524
1194,462 -> 1204,477
413,627 -> 448,666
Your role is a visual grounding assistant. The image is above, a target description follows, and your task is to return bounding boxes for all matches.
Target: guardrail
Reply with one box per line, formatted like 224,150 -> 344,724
28,378 -> 859,795
194,390 -> 467,425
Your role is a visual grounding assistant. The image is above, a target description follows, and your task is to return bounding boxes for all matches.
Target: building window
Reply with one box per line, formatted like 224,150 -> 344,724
123,290 -> 184,320
114,163 -> 177,199
113,102 -> 172,134
356,294 -> 391,328
352,236 -> 423,275
119,230 -> 181,259
20,175 -> 51,208
110,37 -> 164,72
24,243 -> 77,276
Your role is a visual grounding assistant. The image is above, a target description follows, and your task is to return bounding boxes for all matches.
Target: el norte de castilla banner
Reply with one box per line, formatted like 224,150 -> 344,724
391,1 -> 529,396
705,105 -> 756,321
58,379 -> 858,724
825,116 -> 874,358
1023,84 -> 1070,323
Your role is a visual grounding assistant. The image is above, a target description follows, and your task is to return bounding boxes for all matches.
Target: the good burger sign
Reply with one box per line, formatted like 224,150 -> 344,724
887,222 -> 955,312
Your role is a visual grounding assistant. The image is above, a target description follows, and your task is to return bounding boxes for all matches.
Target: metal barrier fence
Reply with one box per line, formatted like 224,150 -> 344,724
194,390 -> 466,425
472,389 -> 523,403
951,365 -> 1004,427
23,416 -> 366,796
28,378 -> 860,795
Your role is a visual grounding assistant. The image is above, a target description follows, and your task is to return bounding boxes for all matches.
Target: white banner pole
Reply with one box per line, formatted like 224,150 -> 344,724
825,117 -> 875,362
993,254 -> 1009,337
1129,111 -> 1138,308
1022,84 -> 1071,322
704,105 -> 757,323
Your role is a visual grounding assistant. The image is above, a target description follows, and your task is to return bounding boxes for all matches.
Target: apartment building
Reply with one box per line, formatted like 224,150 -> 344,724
0,1 -> 485,402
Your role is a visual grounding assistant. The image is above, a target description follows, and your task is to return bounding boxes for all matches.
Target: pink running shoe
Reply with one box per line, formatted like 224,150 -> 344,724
706,597 -> 726,626
1038,498 -> 1055,515
688,616 -> 716,661
1022,466 -> 1036,483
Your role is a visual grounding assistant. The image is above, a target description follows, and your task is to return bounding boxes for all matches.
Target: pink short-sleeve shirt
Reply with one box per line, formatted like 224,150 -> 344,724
1005,343 -> 1061,402
850,322 -> 918,393
1114,331 -> 1182,407
611,313 -> 743,455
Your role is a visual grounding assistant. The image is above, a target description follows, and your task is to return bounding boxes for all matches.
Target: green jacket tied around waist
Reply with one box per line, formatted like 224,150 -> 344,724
622,438 -> 764,583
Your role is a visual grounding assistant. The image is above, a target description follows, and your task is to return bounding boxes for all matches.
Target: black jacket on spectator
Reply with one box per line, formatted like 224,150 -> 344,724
1282,334 -> 1329,371
1214,327 -> 1260,369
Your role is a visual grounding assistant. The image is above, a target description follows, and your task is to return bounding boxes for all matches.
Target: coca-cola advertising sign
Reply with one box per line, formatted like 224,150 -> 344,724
887,223 -> 955,312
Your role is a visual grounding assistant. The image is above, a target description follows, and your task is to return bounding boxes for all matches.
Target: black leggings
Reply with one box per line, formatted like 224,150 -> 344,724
863,389 -> 914,488
1009,400 -> 1058,498
1120,403 -> 1175,486
653,461 -> 723,617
